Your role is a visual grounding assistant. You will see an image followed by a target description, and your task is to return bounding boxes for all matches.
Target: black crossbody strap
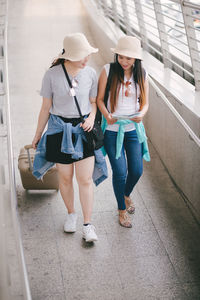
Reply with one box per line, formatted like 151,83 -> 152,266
95,63 -> 114,124
61,63 -> 84,122
104,63 -> 114,108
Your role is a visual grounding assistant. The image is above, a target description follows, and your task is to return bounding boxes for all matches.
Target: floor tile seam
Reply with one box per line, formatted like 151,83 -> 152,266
137,187 -> 186,290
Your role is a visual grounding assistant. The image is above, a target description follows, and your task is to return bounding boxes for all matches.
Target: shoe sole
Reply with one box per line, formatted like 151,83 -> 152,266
64,228 -> 76,233
83,236 -> 98,242
119,221 -> 132,228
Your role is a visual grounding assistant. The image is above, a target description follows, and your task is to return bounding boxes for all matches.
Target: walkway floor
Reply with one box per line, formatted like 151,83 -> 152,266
8,0 -> 200,299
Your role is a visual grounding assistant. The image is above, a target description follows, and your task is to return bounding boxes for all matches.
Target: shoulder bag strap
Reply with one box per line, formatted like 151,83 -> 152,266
103,63 -> 114,108
95,63 -> 115,124
61,63 -> 84,122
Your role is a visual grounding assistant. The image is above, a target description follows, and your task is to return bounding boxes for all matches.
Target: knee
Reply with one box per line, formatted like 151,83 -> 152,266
59,174 -> 73,186
130,167 -> 143,181
113,169 -> 127,182
77,175 -> 93,186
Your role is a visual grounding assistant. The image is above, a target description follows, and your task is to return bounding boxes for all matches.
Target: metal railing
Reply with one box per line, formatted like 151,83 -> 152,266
94,0 -> 200,90
0,0 -> 32,299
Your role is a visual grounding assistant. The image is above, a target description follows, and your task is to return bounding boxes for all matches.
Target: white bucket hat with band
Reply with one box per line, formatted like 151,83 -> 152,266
111,36 -> 142,60
58,33 -> 98,61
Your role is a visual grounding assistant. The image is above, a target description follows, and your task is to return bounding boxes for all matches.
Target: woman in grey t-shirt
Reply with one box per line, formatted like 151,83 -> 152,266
32,33 -> 99,242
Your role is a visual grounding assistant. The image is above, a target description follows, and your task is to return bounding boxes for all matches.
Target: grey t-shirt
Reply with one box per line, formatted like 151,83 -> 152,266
40,64 -> 97,118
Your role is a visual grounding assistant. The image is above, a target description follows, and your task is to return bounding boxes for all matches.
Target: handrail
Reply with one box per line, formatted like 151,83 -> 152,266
95,0 -> 200,90
148,76 -> 200,148
183,0 -> 200,10
1,0 -> 32,299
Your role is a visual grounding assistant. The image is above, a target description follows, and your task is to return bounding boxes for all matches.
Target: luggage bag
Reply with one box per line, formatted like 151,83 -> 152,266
18,144 -> 59,190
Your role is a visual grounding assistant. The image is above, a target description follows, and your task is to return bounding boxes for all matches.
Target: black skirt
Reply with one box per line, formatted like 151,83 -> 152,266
45,115 -> 94,164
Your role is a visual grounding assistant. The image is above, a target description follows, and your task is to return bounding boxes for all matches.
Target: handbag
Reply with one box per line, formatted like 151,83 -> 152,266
61,63 -> 104,150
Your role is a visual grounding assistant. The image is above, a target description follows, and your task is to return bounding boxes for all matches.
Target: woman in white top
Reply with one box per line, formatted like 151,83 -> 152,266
97,36 -> 149,228
32,33 -> 99,242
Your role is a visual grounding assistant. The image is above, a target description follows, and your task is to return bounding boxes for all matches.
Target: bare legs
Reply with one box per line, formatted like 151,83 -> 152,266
56,156 -> 95,223
75,157 -> 94,223
56,163 -> 75,214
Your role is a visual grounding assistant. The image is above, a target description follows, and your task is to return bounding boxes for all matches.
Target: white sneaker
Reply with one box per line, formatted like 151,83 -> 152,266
64,213 -> 77,233
82,224 -> 98,242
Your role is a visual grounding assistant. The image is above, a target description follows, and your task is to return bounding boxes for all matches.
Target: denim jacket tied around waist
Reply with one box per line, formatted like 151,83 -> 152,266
33,114 -> 108,186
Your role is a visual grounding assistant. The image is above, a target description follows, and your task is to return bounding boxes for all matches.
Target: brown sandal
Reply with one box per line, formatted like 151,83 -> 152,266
125,196 -> 135,214
119,210 -> 132,228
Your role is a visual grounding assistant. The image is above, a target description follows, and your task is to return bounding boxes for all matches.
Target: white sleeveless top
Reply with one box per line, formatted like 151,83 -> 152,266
104,64 -> 141,132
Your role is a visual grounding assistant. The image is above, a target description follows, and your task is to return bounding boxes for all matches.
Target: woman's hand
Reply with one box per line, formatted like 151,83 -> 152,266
32,134 -> 42,149
131,112 -> 145,123
106,113 -> 117,125
81,114 -> 95,132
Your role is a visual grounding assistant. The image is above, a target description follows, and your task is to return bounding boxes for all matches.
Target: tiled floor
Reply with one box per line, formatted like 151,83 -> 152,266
8,0 -> 200,299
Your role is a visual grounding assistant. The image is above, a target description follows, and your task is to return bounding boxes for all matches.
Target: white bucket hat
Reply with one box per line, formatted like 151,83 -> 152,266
111,36 -> 142,60
58,33 -> 98,61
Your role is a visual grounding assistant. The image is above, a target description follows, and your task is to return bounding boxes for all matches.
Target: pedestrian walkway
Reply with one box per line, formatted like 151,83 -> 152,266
8,0 -> 200,299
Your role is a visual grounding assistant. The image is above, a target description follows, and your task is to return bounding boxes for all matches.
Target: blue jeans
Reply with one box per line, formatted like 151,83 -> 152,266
104,129 -> 143,210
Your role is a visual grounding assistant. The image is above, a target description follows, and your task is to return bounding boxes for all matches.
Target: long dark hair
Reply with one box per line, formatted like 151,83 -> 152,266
109,54 -> 146,112
50,58 -> 65,68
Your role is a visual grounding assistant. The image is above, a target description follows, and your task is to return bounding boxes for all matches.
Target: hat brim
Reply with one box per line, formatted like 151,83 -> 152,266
58,47 -> 98,61
110,48 -> 142,60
